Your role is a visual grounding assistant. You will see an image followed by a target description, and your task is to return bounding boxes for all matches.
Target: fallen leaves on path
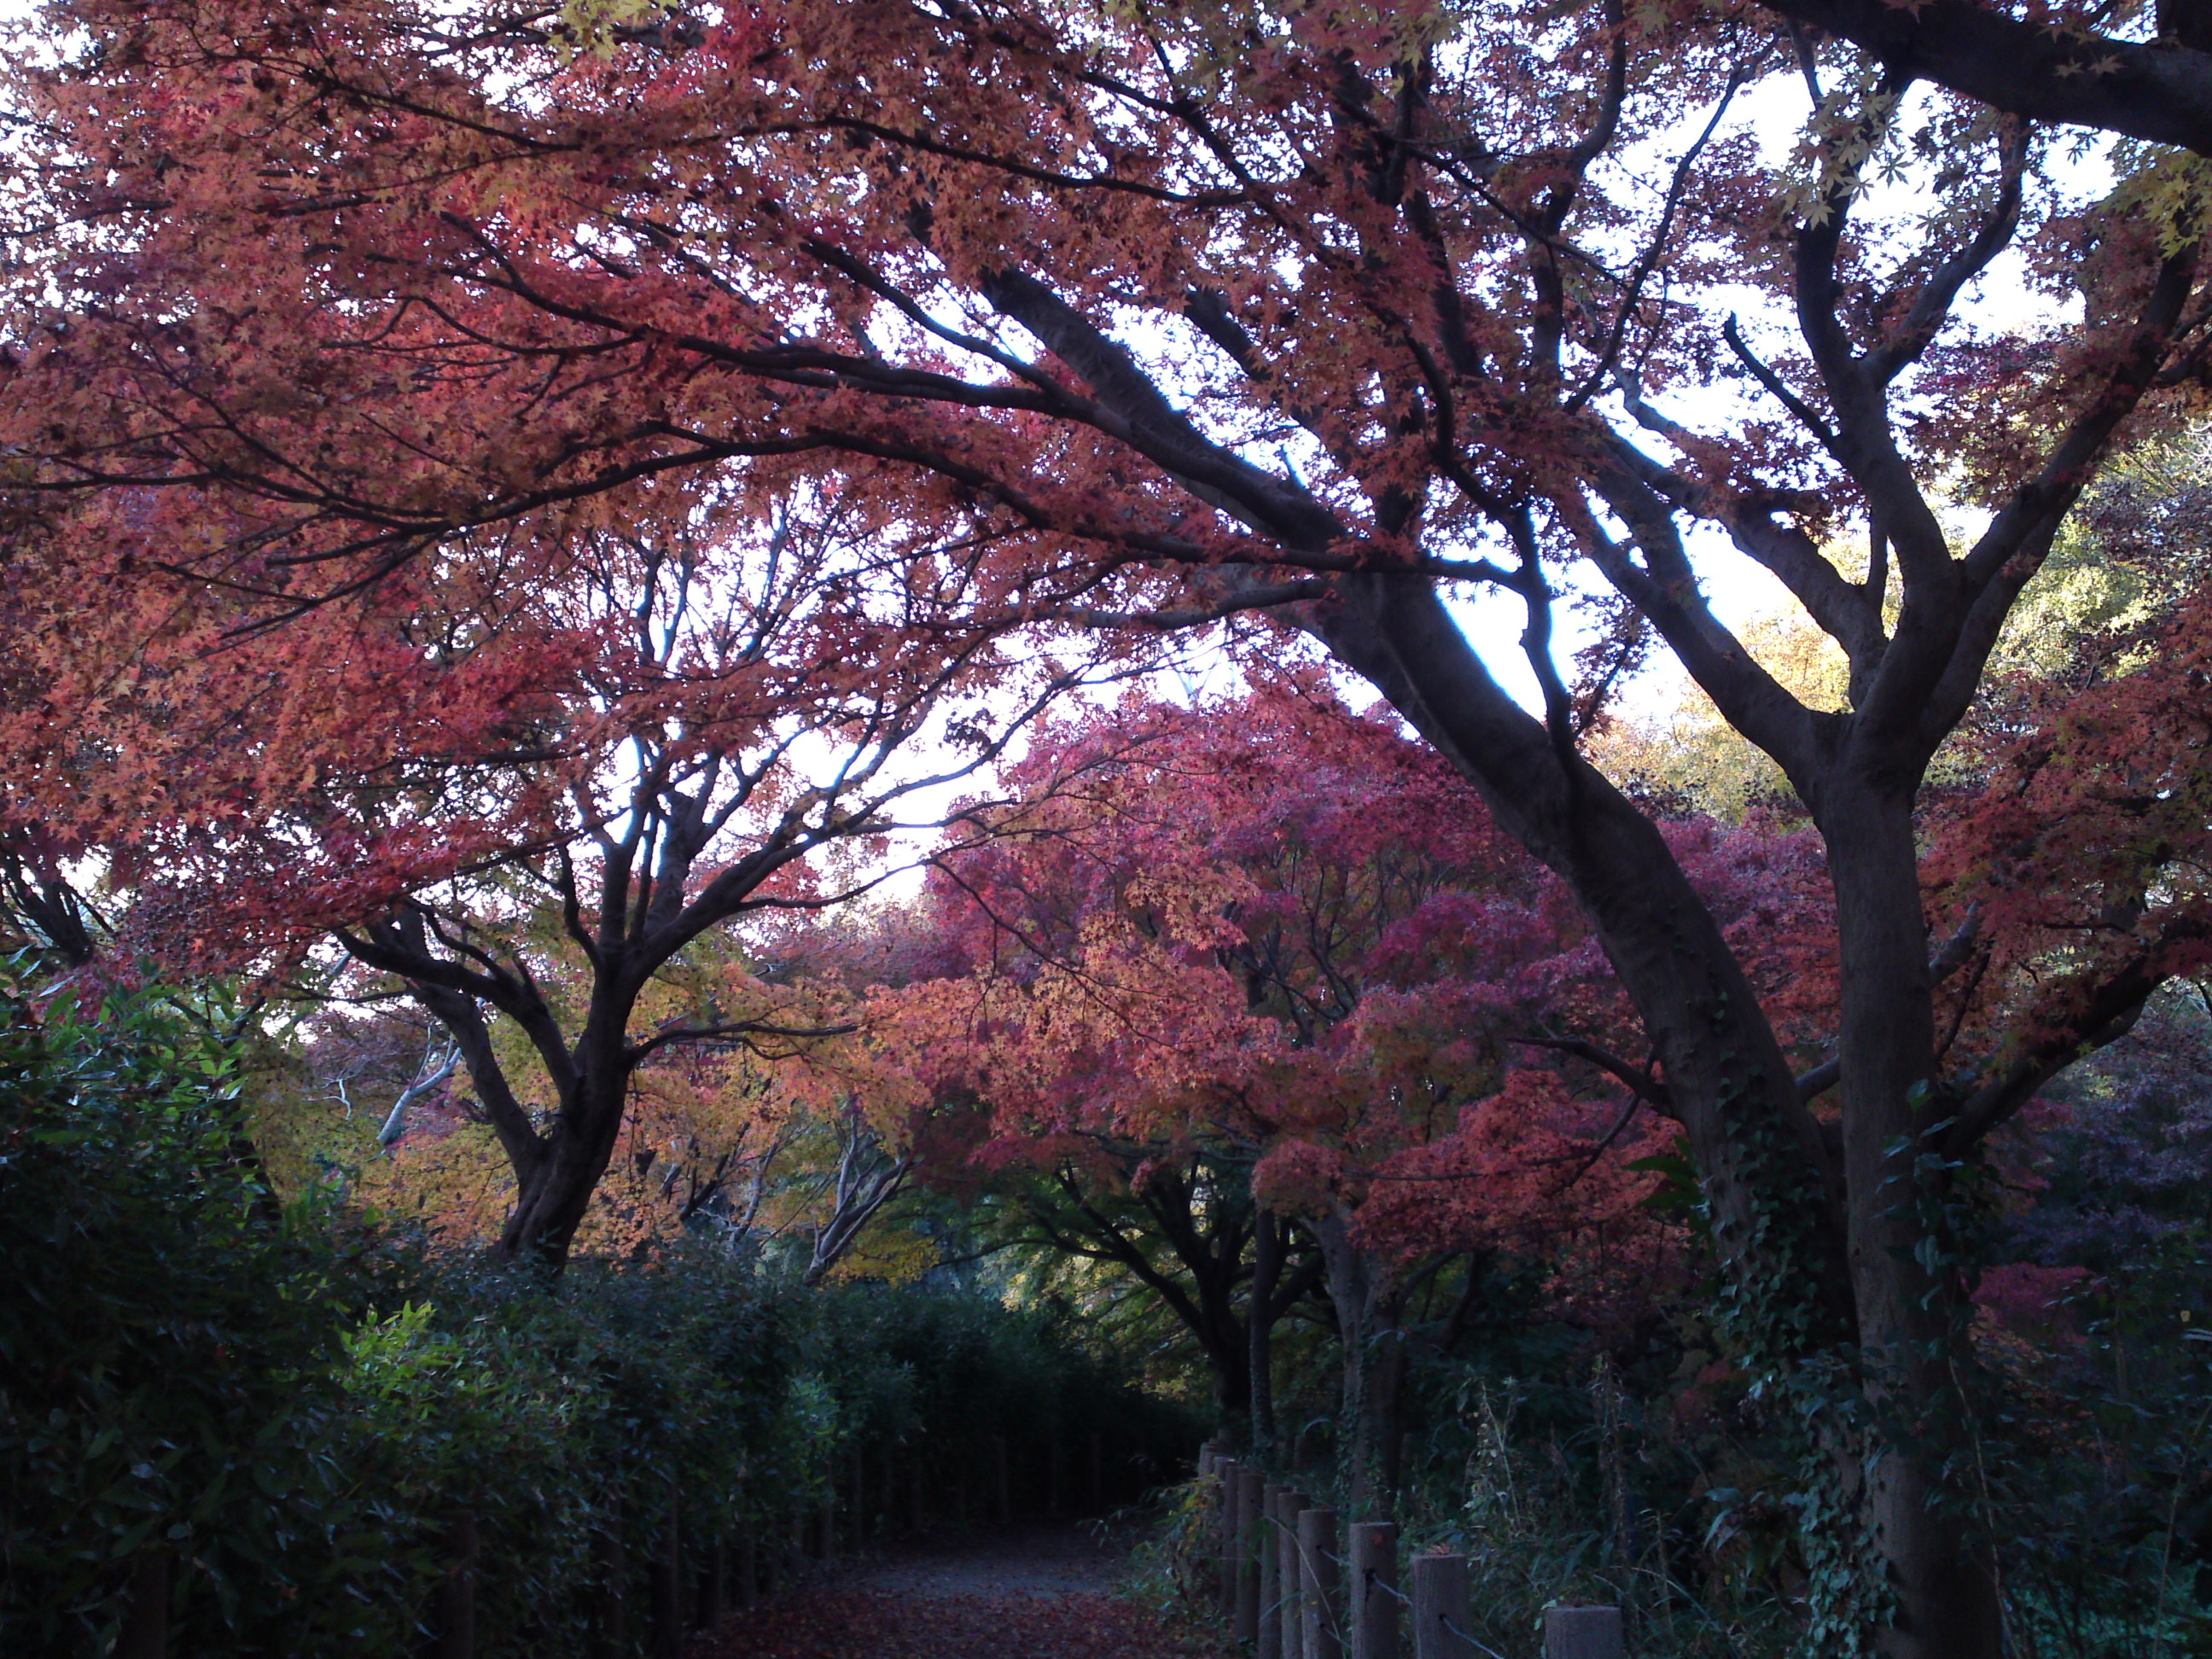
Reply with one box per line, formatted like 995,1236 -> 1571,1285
693,1588 -> 1220,1659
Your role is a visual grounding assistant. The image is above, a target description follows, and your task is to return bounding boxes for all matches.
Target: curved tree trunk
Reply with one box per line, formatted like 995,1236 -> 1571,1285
1312,576 -> 2000,1653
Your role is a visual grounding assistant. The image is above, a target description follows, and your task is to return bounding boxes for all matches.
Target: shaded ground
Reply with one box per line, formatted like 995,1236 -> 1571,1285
690,1526 -> 1220,1659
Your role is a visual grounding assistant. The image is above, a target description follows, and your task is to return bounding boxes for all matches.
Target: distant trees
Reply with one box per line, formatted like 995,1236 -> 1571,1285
887,679 -> 1682,1509
5,489 -> 1140,1266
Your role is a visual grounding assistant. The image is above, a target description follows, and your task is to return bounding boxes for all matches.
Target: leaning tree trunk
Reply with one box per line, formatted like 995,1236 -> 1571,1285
1304,578 -> 2011,1648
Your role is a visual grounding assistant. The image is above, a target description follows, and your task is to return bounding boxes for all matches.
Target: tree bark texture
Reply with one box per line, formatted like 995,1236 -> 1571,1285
1315,1207 -> 1412,1520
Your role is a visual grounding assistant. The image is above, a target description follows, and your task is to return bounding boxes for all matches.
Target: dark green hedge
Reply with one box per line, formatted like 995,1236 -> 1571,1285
0,977 -> 1197,1656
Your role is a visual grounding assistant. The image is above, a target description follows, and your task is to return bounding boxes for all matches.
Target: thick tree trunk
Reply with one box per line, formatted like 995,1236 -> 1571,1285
1305,579 -> 2010,1646
1823,785 -> 2003,1659
1312,578 -> 1858,1348
498,1120 -> 623,1263
495,1043 -> 632,1266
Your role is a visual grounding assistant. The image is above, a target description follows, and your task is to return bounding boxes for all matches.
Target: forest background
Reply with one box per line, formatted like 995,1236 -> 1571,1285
3,0 -> 2212,1656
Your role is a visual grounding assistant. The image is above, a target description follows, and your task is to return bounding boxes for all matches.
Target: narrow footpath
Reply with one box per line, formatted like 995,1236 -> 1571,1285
689,1526 -> 1221,1659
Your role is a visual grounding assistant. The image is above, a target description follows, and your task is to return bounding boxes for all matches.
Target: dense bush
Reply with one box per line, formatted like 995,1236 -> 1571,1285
0,978 -> 1196,1656
0,972 -> 405,1652
805,1282 -> 1204,1528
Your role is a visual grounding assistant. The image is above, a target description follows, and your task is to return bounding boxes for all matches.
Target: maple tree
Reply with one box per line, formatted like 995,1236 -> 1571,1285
886,679 -> 1681,1509
944,1128 -> 1312,1429
5,489 -> 1137,1266
7,0 -> 2212,1644
341,1016 -> 921,1276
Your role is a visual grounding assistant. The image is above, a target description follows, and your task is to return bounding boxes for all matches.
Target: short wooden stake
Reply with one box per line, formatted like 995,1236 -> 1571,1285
1278,1488 -> 1312,1659
1300,1508 -> 1342,1659
1257,1483 -> 1286,1659
114,1551 -> 170,1659
592,1502 -> 626,1659
1088,1429 -> 1104,1511
1543,1605 -> 1624,1659
853,1445 -> 866,1545
436,1512 -> 478,1659
696,1526 -> 725,1629
1409,1553 -> 1471,1659
1235,1467 -> 1266,1645
1216,1458 -> 1242,1609
1350,1521 -> 1399,1659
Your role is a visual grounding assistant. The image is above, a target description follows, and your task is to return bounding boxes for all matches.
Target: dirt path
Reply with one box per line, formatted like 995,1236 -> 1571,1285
689,1526 -> 1220,1659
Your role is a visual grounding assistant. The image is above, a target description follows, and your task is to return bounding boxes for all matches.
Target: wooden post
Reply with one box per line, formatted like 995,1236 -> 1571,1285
592,1502 -> 626,1659
1235,1467 -> 1265,1645
819,1458 -> 836,1559
1215,1458 -> 1242,1610
853,1445 -> 866,1547
739,1517 -> 760,1609
1300,1508 -> 1342,1659
1278,1489 -> 1311,1659
1350,1521 -> 1400,1659
910,1458 -> 927,1533
1543,1606 -> 1624,1659
114,1551 -> 169,1659
436,1512 -> 478,1659
1409,1554 -> 1471,1659
1087,1429 -> 1104,1511
652,1484 -> 683,1659
993,1435 -> 1012,1523
1257,1483 -> 1285,1659
1049,1439 -> 1063,1515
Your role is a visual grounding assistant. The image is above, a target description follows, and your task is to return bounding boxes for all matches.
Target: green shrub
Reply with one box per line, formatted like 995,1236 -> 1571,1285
0,974 -> 1199,1656
0,971 -> 408,1653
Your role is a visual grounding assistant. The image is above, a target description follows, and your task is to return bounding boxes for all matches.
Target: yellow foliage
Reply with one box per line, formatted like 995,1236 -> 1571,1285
355,1122 -> 516,1246
1588,610 -> 1848,819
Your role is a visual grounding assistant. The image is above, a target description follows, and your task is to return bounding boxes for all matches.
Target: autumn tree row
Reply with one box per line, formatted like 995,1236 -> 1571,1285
9,0 -> 2212,1649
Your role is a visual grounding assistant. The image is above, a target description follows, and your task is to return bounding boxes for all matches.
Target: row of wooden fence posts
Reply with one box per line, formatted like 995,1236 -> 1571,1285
590,1481 -> 783,1659
1198,1443 -> 1625,1659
